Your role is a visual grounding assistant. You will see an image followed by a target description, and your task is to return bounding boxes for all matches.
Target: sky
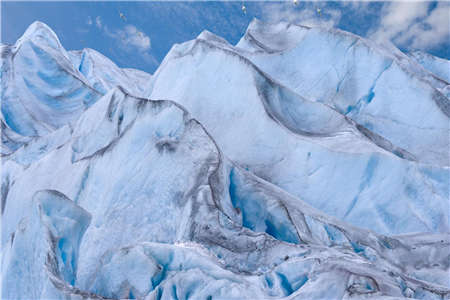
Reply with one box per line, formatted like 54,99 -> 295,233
1,1 -> 449,74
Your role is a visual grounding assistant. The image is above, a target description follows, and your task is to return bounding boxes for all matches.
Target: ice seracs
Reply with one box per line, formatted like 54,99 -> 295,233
3,87 -> 449,299
1,22 -> 101,137
2,190 -> 92,299
1,20 -> 449,300
0,21 -> 151,155
149,24 -> 449,235
235,19 -> 449,167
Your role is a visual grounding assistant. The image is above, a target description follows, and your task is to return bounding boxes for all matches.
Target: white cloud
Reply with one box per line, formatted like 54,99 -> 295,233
370,2 -> 449,51
96,18 -> 151,53
82,15 -> 157,67
115,25 -> 151,52
260,3 -> 342,28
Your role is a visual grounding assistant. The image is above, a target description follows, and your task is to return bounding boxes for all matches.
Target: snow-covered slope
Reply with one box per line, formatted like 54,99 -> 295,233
1,20 -> 449,300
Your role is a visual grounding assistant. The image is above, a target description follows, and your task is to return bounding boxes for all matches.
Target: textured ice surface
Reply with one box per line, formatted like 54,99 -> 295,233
1,22 -> 101,138
408,50 -> 450,83
1,20 -> 450,300
149,25 -> 449,235
0,21 -> 150,156
2,190 -> 91,299
235,20 -> 449,167
68,48 -> 151,96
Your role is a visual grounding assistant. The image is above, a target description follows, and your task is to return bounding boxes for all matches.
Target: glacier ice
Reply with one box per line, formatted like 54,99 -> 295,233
234,20 -> 449,166
1,20 -> 450,300
0,21 -> 150,156
2,190 -> 91,299
408,50 -> 450,84
1,22 -> 101,138
149,26 -> 449,235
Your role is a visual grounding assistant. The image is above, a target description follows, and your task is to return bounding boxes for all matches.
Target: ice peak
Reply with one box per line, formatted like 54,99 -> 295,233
237,18 -> 311,53
197,30 -> 230,46
15,20 -> 64,51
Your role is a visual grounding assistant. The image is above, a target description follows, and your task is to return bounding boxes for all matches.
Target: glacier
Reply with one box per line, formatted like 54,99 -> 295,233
1,20 -> 449,300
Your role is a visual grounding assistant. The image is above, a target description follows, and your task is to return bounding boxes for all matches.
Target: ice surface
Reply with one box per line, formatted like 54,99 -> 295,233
1,20 -> 449,300
235,19 -> 449,166
1,22 -> 101,137
408,50 -> 450,83
149,30 -> 449,235
2,190 -> 91,299
68,48 -> 151,96
0,21 -> 151,155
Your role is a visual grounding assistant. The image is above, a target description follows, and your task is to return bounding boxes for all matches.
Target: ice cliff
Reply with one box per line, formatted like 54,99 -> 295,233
1,20 -> 449,300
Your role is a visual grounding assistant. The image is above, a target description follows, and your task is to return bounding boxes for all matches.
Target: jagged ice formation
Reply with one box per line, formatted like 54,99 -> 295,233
1,20 -> 449,300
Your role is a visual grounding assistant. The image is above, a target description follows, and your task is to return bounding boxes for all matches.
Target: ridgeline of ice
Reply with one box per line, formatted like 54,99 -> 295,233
234,20 -> 449,166
1,20 -> 449,300
149,24 -> 449,235
408,50 -> 450,84
0,21 -> 150,156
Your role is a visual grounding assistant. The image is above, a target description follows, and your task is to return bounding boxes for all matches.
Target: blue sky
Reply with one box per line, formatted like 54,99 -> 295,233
2,1 -> 449,74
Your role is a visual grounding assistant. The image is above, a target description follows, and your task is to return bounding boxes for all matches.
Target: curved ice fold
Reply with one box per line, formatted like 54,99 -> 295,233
1,21 -> 101,140
235,19 -> 449,166
150,32 -> 449,235
2,189 -> 91,299
236,19 -> 311,53
0,21 -> 151,157
4,87 -> 449,299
